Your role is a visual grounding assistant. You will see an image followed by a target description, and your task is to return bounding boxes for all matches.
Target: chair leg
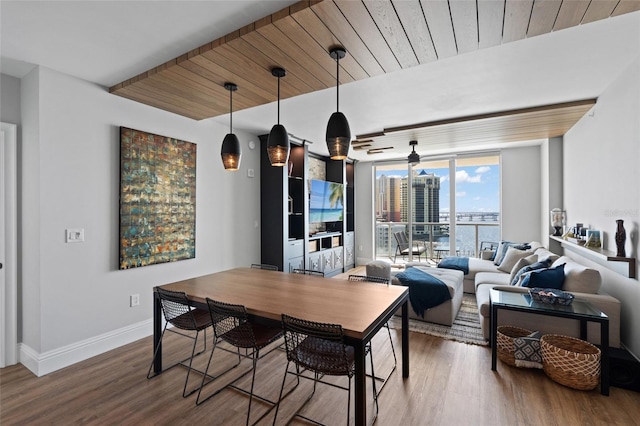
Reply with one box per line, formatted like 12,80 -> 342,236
346,378 -> 352,426
245,350 -> 259,426
368,345 -> 379,422
272,361 -> 291,425
183,329 -> 203,397
385,323 -> 398,368
147,324 -> 169,379
147,325 -> 211,383
195,340 -> 243,406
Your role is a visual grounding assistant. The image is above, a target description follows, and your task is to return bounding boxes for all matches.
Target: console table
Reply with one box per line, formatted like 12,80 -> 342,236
490,288 -> 609,395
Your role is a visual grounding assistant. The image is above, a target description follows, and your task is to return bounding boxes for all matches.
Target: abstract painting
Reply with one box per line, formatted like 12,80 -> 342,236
119,127 -> 196,269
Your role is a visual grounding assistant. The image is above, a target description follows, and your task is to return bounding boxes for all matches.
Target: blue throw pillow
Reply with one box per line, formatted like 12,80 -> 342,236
521,264 -> 565,289
512,258 -> 552,286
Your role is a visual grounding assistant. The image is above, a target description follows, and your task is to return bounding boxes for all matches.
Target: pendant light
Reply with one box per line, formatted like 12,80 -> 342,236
408,140 -> 420,166
221,82 -> 241,171
325,47 -> 351,160
267,67 -> 290,166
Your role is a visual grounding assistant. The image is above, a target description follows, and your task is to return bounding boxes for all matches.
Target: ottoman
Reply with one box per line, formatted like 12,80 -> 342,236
366,260 -> 392,281
391,265 -> 464,326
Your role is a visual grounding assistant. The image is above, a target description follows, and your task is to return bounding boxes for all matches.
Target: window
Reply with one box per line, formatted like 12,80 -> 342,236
375,155 -> 500,262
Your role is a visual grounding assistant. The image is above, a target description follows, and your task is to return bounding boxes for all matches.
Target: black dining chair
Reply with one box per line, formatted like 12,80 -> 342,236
251,263 -> 278,271
272,314 -> 378,426
196,298 -> 283,426
348,275 -> 397,392
146,287 -> 212,398
291,268 -> 324,277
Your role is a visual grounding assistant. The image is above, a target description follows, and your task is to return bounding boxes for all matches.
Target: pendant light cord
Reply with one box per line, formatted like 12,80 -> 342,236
277,74 -> 281,125
229,87 -> 233,133
336,54 -> 340,113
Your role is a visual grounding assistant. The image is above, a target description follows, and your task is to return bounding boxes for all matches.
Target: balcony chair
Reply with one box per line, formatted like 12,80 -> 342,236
146,287 -> 212,398
347,275 -> 397,392
291,268 -> 324,277
196,298 -> 283,425
478,241 -> 499,258
272,314 -> 378,426
393,231 -> 427,262
250,263 -> 278,271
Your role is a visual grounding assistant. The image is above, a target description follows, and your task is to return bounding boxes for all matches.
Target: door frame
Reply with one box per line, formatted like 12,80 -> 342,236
1,122 -> 18,367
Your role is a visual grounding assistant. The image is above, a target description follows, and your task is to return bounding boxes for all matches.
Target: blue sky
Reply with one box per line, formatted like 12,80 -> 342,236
376,165 -> 500,212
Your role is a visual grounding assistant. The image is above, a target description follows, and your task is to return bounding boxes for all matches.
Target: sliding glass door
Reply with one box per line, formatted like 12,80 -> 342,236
453,156 -> 501,257
375,154 -> 500,263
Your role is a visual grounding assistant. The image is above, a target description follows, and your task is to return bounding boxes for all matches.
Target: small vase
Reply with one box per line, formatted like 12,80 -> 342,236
615,219 -> 626,257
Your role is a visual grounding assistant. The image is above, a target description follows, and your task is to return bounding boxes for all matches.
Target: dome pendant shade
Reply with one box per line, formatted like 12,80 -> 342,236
326,111 -> 351,160
267,67 -> 290,166
267,123 -> 290,166
221,133 -> 241,171
221,82 -> 241,171
326,47 -> 351,160
408,140 -> 420,166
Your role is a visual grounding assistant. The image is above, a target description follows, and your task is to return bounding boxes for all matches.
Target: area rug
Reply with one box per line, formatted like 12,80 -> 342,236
389,294 -> 489,346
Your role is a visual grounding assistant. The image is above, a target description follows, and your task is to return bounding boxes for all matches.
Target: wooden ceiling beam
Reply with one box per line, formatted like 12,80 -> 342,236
108,0 -> 633,126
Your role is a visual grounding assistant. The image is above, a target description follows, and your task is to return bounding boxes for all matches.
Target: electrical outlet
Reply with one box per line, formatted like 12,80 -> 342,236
130,294 -> 140,307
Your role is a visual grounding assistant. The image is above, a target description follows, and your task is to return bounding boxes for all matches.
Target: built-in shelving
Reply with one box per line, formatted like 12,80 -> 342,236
550,235 -> 636,279
259,135 -> 354,275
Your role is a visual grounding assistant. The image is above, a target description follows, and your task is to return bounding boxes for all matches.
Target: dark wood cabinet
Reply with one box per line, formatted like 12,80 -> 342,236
260,135 -> 354,275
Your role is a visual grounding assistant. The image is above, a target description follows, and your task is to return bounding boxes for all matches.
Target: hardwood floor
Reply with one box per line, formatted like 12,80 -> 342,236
1,327 -> 638,425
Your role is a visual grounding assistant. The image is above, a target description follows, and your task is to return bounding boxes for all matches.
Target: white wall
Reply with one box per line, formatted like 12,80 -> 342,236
563,57 -> 640,357
354,162 -> 374,264
1,74 -> 21,125
501,146 -> 543,243
18,67 -> 262,375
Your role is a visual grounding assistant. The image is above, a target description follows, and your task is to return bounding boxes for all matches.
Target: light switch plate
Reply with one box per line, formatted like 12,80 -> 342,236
66,228 -> 85,243
247,168 -> 255,178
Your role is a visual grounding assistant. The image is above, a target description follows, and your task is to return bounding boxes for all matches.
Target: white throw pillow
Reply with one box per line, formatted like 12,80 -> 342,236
497,246 -> 534,273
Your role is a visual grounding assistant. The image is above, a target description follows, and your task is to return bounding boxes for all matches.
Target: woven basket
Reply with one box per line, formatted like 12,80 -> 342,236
497,326 -> 532,367
541,334 -> 601,391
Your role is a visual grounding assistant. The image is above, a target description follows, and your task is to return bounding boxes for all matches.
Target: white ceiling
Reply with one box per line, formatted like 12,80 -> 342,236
2,1 -> 639,162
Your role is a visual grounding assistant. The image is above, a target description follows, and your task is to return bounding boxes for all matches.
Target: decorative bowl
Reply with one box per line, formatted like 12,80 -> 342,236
529,288 -> 574,305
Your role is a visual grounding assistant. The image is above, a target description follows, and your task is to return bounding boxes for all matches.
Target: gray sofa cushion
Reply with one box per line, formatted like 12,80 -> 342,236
475,271 -> 509,293
466,257 -> 500,281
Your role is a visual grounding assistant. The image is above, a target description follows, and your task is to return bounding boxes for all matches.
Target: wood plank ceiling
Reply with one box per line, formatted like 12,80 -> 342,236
110,0 -> 640,151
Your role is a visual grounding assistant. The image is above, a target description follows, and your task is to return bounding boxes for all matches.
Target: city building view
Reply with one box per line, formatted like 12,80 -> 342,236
375,156 -> 500,262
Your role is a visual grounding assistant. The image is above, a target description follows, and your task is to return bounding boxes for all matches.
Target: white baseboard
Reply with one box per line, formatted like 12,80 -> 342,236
19,319 -> 153,377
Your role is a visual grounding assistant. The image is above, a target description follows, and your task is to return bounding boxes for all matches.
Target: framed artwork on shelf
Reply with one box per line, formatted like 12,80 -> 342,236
119,127 -> 197,269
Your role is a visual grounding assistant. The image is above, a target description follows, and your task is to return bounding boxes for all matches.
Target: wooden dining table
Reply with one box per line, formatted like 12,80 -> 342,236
153,267 -> 410,425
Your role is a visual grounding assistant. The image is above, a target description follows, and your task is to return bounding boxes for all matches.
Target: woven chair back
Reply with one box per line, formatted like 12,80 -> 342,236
250,263 -> 278,271
281,314 -> 354,377
206,298 -> 258,349
156,287 -> 199,331
347,274 -> 389,284
291,269 -> 324,277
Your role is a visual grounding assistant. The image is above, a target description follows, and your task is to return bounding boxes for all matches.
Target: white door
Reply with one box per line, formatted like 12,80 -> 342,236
1,122 -> 18,367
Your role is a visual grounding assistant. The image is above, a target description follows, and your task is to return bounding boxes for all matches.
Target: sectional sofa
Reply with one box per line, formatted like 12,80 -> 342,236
466,242 -> 621,347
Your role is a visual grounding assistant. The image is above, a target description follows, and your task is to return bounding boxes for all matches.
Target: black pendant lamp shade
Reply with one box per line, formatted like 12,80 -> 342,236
221,82 -> 241,171
326,47 -> 351,160
408,140 -> 420,166
267,67 -> 290,167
